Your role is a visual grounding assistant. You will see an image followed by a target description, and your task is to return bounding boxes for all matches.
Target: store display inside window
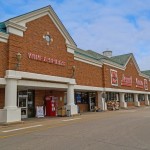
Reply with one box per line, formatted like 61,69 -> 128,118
106,92 -> 119,111
75,92 -> 96,104
148,95 -> 150,101
138,94 -> 145,101
106,92 -> 118,101
75,92 -> 89,104
124,93 -> 134,102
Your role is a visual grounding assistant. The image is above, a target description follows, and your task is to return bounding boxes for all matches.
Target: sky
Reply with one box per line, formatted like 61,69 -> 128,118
0,0 -> 150,71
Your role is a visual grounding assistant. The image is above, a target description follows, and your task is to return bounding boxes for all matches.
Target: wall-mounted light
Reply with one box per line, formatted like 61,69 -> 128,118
16,52 -> 21,70
71,66 -> 76,78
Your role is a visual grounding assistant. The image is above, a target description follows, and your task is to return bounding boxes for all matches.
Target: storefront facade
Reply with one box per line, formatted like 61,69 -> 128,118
0,6 -> 150,123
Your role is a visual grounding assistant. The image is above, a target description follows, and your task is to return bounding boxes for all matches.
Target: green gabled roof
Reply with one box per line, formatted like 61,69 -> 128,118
75,49 -> 133,67
75,48 -> 100,61
86,50 -> 130,66
141,70 -> 150,76
0,22 -> 6,33
86,50 -> 109,60
110,53 -> 132,66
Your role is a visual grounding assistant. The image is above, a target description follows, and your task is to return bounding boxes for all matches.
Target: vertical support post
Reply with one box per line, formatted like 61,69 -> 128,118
66,84 -> 78,116
134,93 -> 140,107
97,91 -> 107,111
145,94 -> 149,106
4,79 -> 18,109
119,93 -> 127,108
0,78 -> 21,123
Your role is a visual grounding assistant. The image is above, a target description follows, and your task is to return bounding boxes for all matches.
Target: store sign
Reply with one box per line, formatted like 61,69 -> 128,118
121,75 -> 132,87
144,79 -> 148,90
28,52 -> 66,66
136,78 -> 143,89
110,69 -> 118,86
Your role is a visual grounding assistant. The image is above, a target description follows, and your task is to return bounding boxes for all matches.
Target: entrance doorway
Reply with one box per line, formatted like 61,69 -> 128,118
18,90 -> 35,119
18,95 -> 28,119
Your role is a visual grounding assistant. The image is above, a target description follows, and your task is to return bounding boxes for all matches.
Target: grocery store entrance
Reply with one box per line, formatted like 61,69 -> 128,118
17,90 -> 35,119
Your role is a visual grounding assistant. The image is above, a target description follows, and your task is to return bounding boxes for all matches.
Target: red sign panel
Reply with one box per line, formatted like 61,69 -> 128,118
110,69 -> 118,86
121,75 -> 132,87
28,52 -> 66,66
136,78 -> 143,89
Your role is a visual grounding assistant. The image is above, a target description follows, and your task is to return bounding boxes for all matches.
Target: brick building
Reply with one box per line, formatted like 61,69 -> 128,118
0,6 -> 150,123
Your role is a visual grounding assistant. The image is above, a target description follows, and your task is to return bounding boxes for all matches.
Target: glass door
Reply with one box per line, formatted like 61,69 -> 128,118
18,95 -> 28,119
27,91 -> 35,118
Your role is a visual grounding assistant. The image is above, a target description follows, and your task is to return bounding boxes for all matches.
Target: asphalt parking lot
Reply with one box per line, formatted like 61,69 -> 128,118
0,107 -> 150,150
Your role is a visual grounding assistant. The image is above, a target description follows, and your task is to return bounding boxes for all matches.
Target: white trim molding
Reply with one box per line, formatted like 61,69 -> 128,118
103,59 -> 125,70
0,32 -> 9,43
5,70 -> 76,84
18,80 -> 68,89
75,56 -> 102,67
7,6 -> 76,47
104,87 -> 150,94
5,21 -> 27,37
67,44 -> 76,54
74,85 -> 103,91
0,78 -> 6,85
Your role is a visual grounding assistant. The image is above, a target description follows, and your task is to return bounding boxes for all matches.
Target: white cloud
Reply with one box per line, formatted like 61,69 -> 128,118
0,0 -> 150,70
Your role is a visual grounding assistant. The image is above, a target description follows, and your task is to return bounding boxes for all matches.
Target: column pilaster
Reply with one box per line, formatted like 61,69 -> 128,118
0,78 -> 21,123
119,93 -> 127,108
134,93 -> 140,107
66,84 -> 78,115
145,94 -> 149,106
97,91 -> 107,111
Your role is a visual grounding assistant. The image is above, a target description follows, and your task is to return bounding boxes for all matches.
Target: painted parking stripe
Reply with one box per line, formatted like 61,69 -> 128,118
2,124 -> 43,133
62,118 -> 81,122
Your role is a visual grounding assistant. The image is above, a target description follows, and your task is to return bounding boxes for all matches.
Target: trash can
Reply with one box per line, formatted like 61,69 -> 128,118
66,110 -> 71,117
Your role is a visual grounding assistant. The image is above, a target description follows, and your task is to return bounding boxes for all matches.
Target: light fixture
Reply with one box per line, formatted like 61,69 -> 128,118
16,52 -> 22,70
71,66 -> 76,78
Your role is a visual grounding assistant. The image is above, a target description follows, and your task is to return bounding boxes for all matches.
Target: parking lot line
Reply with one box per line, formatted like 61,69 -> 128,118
61,118 -> 81,122
2,124 -> 43,133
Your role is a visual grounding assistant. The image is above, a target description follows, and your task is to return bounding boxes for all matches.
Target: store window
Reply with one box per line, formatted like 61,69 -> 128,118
105,92 -> 119,102
75,92 -> 96,104
124,93 -> 134,102
75,92 -> 89,104
148,95 -> 150,101
138,94 -> 145,101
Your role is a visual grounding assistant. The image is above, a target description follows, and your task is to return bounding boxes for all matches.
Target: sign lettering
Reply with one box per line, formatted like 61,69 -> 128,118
144,79 -> 148,90
121,75 -> 132,87
110,69 -> 118,86
136,78 -> 143,89
28,52 -> 66,66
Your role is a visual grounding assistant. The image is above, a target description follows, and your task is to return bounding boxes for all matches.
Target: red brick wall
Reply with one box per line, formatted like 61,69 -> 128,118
35,90 -> 65,108
140,101 -> 145,106
35,90 -> 45,106
0,42 -> 8,77
103,58 -> 150,92
8,15 -> 74,78
127,102 -> 134,107
75,60 -> 102,87
0,88 -> 5,109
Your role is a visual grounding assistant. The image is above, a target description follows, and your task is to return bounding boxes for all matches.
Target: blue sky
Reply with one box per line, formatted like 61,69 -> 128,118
0,0 -> 150,71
